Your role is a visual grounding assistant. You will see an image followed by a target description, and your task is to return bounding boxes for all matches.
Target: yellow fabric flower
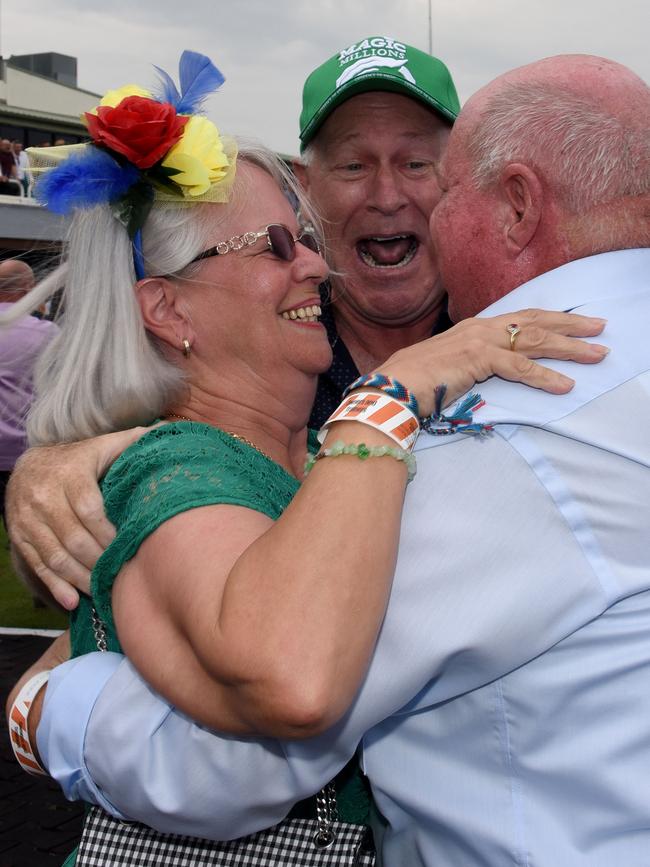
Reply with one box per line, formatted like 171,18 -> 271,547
161,115 -> 230,197
100,85 -> 153,108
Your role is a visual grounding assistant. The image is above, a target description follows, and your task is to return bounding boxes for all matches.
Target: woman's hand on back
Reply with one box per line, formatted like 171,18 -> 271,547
375,310 -> 608,418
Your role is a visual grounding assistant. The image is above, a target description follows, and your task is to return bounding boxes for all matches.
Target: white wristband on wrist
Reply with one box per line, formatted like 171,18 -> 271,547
319,391 -> 420,452
9,669 -> 50,776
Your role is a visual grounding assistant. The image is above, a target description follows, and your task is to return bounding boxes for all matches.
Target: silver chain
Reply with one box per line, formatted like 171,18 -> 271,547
91,608 -> 108,652
313,782 -> 338,849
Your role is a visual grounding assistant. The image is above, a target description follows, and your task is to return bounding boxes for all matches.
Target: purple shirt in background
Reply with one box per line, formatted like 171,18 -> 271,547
0,301 -> 57,470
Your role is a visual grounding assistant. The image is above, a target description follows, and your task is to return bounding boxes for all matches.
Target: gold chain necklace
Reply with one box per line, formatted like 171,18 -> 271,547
165,414 -> 274,462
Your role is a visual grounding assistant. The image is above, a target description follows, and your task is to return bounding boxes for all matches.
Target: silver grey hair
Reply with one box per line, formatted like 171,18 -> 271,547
469,82 -> 650,214
298,143 -> 316,168
1,139 -> 320,445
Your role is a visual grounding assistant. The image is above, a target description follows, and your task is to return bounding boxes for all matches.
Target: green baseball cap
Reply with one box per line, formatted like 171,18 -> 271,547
299,36 -> 460,151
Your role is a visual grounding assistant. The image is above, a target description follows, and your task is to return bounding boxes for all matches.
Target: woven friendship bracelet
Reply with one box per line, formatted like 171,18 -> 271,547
342,373 -> 420,418
342,376 -> 493,437
305,440 -> 417,482
9,669 -> 50,776
319,392 -> 420,452
420,385 -> 494,436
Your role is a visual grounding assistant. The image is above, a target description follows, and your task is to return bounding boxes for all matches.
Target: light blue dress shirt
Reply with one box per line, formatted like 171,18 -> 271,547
39,249 -> 650,865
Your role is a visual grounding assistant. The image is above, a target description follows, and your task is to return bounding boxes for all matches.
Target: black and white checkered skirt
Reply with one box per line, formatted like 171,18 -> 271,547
74,806 -> 376,866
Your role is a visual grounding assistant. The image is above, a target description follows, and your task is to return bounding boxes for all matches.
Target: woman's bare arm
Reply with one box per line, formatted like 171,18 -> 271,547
112,420 -> 408,740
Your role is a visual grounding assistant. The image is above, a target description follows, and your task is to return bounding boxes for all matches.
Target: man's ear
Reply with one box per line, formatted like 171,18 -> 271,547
292,159 -> 310,193
136,277 -> 194,354
499,163 -> 543,255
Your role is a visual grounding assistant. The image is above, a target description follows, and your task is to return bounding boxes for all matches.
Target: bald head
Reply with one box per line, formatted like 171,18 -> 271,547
0,259 -> 35,300
431,55 -> 650,319
471,54 -> 647,113
462,55 -> 650,214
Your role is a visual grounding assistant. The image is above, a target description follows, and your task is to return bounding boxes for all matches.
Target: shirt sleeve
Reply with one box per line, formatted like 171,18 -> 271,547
37,653 -> 126,814
41,653 -> 358,839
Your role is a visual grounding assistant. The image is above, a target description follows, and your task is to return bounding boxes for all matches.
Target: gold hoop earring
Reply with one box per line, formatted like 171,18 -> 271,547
182,338 -> 191,358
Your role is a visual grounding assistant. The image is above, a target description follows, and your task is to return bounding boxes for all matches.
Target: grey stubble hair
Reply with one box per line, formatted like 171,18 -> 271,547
469,82 -> 650,214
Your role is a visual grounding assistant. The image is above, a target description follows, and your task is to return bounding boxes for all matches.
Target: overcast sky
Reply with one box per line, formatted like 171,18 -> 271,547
1,0 -> 647,155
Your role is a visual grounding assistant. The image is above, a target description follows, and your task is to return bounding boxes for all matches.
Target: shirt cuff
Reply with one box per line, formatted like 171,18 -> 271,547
37,652 -> 128,817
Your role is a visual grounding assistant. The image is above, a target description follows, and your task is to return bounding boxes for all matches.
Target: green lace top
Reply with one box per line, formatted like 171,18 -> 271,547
69,421 -> 370,826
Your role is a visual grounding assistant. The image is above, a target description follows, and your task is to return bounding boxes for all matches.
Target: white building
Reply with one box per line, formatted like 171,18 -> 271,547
0,53 -> 97,253
0,52 -> 98,146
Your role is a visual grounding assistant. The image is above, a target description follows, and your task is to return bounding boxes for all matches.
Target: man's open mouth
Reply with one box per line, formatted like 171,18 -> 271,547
357,235 -> 418,268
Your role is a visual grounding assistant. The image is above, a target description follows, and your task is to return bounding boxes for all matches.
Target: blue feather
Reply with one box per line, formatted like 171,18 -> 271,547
35,148 -> 140,215
153,63 -> 182,106
176,50 -> 225,113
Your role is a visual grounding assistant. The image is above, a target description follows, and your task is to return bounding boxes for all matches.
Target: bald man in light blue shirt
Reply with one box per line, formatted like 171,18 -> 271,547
37,55 -> 650,866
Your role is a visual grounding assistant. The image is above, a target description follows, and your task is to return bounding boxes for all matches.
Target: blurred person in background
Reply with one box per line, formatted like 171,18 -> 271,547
0,260 -> 57,527
0,138 -> 20,196
12,140 -> 30,196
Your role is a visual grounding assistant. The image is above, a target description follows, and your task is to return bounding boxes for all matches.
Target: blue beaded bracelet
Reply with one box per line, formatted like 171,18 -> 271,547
342,373 -> 420,418
304,440 -> 417,482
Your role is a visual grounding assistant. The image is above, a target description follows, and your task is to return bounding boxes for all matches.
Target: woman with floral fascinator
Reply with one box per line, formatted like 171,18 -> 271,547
4,51 -> 607,866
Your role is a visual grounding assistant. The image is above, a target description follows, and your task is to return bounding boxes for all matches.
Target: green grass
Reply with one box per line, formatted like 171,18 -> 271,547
0,523 -> 68,630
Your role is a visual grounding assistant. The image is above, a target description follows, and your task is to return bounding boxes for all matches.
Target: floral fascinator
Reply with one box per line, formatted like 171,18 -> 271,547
29,50 -> 237,278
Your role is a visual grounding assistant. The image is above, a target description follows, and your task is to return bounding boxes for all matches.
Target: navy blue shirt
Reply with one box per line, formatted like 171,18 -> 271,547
309,292 -> 451,429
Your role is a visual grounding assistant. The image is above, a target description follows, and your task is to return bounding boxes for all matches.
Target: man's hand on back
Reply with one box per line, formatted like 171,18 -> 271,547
6,427 -> 150,609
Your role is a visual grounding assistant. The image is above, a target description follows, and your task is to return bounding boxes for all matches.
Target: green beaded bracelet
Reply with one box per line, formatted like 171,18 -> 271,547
304,440 -> 417,482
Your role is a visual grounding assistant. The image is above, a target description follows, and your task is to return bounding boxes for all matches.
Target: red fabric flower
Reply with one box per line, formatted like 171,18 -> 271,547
84,97 -> 188,169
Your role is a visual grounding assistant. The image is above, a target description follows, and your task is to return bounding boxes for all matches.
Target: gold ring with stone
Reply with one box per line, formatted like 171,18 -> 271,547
506,323 -> 521,351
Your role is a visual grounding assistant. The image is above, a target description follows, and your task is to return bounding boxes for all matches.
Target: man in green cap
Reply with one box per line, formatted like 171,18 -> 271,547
295,36 -> 460,427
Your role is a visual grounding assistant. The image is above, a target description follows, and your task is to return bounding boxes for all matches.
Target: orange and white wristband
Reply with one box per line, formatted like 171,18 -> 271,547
319,391 -> 420,452
9,669 -> 50,776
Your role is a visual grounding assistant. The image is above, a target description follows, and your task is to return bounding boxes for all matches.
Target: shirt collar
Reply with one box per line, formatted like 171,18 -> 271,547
416,249 -> 650,452
478,249 -> 650,318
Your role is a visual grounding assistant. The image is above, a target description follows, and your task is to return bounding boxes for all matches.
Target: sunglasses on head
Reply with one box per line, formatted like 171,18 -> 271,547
190,224 -> 321,265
